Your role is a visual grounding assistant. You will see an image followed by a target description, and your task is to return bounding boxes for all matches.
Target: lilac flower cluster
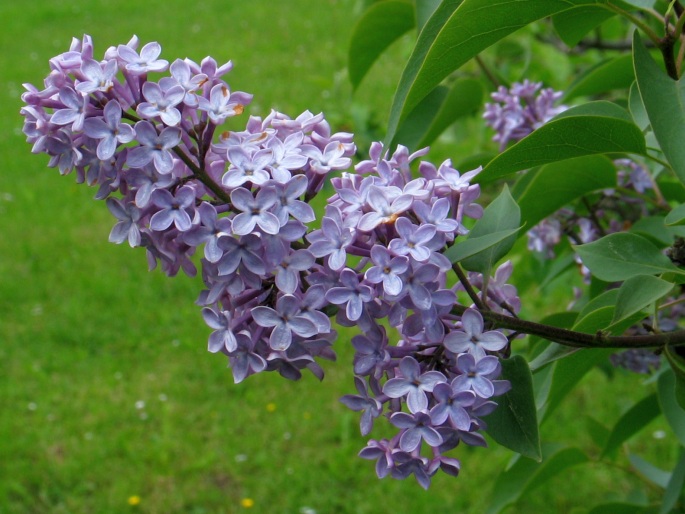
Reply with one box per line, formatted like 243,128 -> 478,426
21,35 -> 516,488
483,80 -> 567,150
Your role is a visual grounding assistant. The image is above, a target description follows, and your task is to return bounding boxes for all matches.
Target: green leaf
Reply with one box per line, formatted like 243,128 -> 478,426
445,227 -> 521,264
385,0 -> 612,142
574,232 -> 685,282
602,393 -> 660,457
587,416 -> 610,449
393,77 -> 484,149
479,104 -> 646,183
665,204 -> 685,227
348,0 -> 415,90
657,368 -> 685,448
664,344 -> 685,411
629,81 -> 650,130
589,504 -> 660,514
414,0 -> 441,31
486,444 -> 589,514
484,355 -> 541,460
552,6 -> 615,48
660,448 -> 685,514
629,454 -> 671,489
460,185 -> 521,275
622,0 -> 656,8
564,54 -> 635,101
612,275 -> 673,325
633,32 -> 685,185
514,155 -> 616,230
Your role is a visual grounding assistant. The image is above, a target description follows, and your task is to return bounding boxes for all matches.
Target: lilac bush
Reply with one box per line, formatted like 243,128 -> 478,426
21,35 -> 516,488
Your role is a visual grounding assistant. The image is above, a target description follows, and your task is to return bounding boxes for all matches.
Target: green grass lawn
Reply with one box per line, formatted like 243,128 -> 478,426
0,1 -> 677,512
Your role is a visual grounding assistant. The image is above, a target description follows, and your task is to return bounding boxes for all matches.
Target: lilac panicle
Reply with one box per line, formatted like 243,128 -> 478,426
21,34 -> 516,489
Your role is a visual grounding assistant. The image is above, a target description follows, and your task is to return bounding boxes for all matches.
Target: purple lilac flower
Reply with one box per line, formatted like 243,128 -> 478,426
76,58 -> 118,94
357,185 -> 413,232
383,356 -> 446,413
117,40 -> 168,73
230,187 -> 280,235
127,121 -> 181,174
51,86 -> 89,131
325,268 -> 374,321
198,83 -> 246,124
182,202 -> 232,263
202,307 -> 238,353
222,146 -> 273,188
251,294 -> 318,351
390,411 -> 443,452
452,353 -> 502,398
136,81 -> 185,126
83,100 -> 135,160
388,217 -> 436,262
429,384 -> 476,430
106,197 -> 141,247
339,376 -> 382,436
443,308 -> 508,360
149,185 -> 196,232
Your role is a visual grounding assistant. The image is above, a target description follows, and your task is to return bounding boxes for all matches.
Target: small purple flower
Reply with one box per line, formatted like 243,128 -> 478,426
136,81 -> 185,126
127,121 -> 182,174
301,140 -> 351,174
251,294 -> 318,351
228,332 -> 268,384
358,185 -> 413,232
230,187 -> 280,235
223,146 -> 273,188
390,411 -> 443,452
83,100 -> 135,160
50,86 -> 89,131
388,217 -> 436,262
452,353 -> 501,398
216,234 -> 265,276
413,197 -> 463,235
352,328 -> 390,377
383,356 -> 446,413
307,205 -> 355,271
76,58 -> 118,94
429,383 -> 476,430
325,268 -> 374,321
198,83 -> 245,124
117,40 -> 168,74
270,248 -> 315,294
364,245 -> 409,296
340,376 -> 382,436
149,185 -> 196,232
182,202 -> 232,262
202,307 -> 238,353
106,197 -> 141,247
271,175 -> 315,225
443,308 -> 508,360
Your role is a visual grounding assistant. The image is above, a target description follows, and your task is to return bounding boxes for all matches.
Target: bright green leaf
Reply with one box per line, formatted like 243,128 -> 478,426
385,0 -> 614,142
460,185 -> 520,275
665,204 -> 685,227
348,0 -> 415,90
415,0 -> 441,31
633,32 -> 685,185
612,275 -> 673,325
445,227 -> 521,264
393,77 -> 484,150
564,54 -> 635,101
574,232 -> 685,282
629,454 -> 671,489
515,155 -> 616,230
552,6 -> 615,48
657,368 -> 685,448
484,355 -> 541,460
602,393 -> 660,457
479,106 -> 646,183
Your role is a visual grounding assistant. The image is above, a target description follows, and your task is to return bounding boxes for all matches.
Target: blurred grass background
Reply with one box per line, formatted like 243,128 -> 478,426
0,1 -> 678,512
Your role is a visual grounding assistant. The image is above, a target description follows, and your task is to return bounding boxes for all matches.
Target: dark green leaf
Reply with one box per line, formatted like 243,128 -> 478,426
553,6 -> 615,48
574,232 -> 685,282
393,77 -> 484,150
565,54 -> 635,101
486,444 -> 589,514
460,185 -> 521,275
665,204 -> 685,227
385,0 -> 613,142
587,416 -> 610,449
657,368 -> 685,448
479,105 -> 646,183
633,32 -> 685,185
445,227 -> 521,264
660,448 -> 685,514
602,393 -> 660,457
664,344 -> 685,411
589,503 -> 660,514
484,355 -> 541,460
612,275 -> 673,325
514,155 -> 616,230
348,0 -> 415,90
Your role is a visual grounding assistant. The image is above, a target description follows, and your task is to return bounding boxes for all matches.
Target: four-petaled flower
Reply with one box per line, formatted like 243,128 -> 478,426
383,356 -> 446,413
443,308 -> 508,360
127,121 -> 181,174
251,294 -> 318,351
83,100 -> 135,160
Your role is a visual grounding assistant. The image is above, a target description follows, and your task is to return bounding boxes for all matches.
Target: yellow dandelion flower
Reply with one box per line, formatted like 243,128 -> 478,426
266,402 -> 276,412
241,497 -> 255,508
127,495 -> 141,506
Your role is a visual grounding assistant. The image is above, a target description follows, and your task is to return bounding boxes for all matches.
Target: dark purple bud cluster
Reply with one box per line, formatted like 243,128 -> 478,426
21,35 -> 518,488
